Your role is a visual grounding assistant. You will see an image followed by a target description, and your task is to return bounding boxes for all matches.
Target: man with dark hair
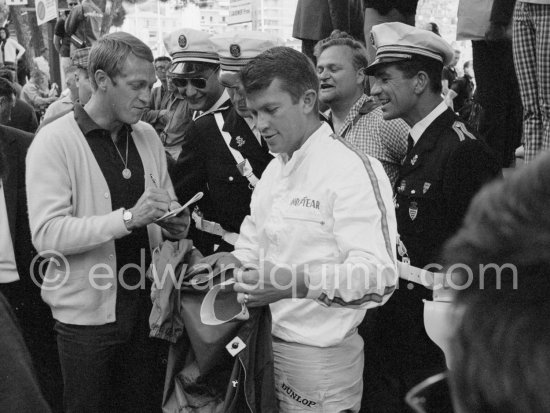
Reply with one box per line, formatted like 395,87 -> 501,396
0,69 -> 37,134
27,32 -> 189,413
314,30 -> 408,187
363,22 -> 500,412
442,153 -> 550,413
231,46 -> 398,412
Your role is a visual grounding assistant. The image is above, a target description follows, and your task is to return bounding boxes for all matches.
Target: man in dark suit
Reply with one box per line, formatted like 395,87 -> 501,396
170,31 -> 275,254
0,78 -> 63,412
293,0 -> 365,63
363,23 -> 500,413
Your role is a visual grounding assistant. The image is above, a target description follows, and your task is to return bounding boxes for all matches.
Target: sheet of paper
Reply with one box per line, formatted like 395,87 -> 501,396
154,191 -> 203,223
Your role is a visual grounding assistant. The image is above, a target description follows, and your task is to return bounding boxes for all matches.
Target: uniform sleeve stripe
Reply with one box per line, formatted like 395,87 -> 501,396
332,134 -> 395,262
318,285 -> 396,307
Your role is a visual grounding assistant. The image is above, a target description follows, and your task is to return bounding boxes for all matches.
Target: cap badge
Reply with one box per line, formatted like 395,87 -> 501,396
230,44 -> 241,58
178,34 -> 188,49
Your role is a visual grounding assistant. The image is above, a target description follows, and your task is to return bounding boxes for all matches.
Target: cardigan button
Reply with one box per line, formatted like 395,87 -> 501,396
228,176 -> 234,182
104,192 -> 109,198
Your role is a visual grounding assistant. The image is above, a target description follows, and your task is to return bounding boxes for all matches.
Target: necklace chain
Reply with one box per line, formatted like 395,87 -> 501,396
112,129 -> 131,179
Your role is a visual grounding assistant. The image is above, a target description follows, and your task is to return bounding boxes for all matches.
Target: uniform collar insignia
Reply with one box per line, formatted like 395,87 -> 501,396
235,136 -> 245,147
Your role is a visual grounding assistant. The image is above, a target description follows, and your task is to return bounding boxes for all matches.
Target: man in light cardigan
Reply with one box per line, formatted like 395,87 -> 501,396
26,32 -> 189,413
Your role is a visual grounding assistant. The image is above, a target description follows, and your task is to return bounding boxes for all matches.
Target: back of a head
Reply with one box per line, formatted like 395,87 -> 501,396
88,32 -> 153,90
451,280 -> 550,413
313,30 -> 369,71
0,69 -> 14,83
443,153 -> 550,413
239,46 -> 318,104
0,78 -> 15,100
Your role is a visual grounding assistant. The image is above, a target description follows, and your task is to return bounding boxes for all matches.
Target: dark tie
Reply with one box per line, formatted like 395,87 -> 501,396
407,134 -> 414,155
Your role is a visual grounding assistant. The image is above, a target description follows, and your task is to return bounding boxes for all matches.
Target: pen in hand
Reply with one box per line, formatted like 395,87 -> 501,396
149,174 -> 171,212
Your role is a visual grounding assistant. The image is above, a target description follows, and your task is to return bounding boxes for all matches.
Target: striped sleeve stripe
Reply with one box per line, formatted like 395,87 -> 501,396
318,285 -> 396,307
332,134 -> 395,262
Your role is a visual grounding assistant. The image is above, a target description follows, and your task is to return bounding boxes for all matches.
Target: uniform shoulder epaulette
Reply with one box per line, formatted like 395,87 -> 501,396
451,120 -> 477,142
194,105 -> 232,121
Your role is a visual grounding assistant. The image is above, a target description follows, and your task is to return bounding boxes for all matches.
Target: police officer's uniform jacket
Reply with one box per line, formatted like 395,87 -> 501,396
378,101 -> 500,380
170,104 -> 273,254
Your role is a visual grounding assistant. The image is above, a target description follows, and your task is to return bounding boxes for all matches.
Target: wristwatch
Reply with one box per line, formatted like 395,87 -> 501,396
123,209 -> 133,230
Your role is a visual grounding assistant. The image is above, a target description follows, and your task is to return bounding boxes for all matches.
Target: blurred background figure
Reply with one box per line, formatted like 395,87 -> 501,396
0,26 -> 25,75
43,65 -> 78,121
65,0 -> 102,55
513,0 -> 550,163
293,0 -> 365,64
0,69 -> 37,133
451,60 -> 475,121
54,0 -> 79,88
442,48 -> 460,96
142,56 -> 173,136
21,69 -> 57,121
442,152 -> 550,413
363,0 -> 419,75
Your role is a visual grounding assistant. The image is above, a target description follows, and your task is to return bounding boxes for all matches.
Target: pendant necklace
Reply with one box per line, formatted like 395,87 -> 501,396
112,129 -> 131,179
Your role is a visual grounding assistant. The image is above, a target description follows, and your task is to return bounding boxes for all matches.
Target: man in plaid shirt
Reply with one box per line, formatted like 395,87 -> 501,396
314,30 -> 409,187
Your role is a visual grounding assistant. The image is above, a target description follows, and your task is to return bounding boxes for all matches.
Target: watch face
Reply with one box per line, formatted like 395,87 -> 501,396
123,210 -> 133,221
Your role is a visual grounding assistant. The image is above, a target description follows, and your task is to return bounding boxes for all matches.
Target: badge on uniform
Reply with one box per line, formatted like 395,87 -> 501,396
423,182 -> 431,194
411,154 -> 418,165
409,201 -> 418,221
398,180 -> 406,193
235,136 -> 245,147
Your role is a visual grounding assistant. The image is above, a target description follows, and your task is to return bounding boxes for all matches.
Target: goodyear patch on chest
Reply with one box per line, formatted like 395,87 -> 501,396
289,196 -> 320,210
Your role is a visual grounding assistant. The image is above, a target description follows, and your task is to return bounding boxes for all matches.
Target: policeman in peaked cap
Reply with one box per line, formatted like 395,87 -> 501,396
362,22 -> 501,413
169,31 -> 275,255
163,28 -> 229,114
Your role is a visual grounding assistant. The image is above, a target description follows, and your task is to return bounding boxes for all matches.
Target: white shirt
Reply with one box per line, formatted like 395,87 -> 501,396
232,122 -> 398,347
409,100 -> 448,145
0,180 -> 19,283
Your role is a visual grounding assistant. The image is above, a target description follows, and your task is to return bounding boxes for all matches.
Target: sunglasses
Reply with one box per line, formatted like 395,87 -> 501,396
68,2 -> 78,5
171,77 -> 209,89
171,68 -> 218,90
